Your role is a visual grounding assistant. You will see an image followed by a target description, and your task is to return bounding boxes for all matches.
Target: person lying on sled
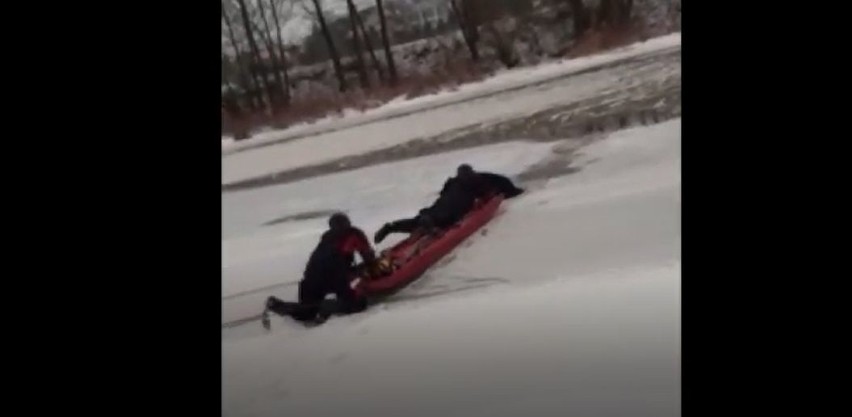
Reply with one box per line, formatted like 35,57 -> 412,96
443,164 -> 525,200
288,212 -> 380,322
373,164 -> 525,244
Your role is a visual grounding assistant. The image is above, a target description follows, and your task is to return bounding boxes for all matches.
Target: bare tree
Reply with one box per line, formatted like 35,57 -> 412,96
352,1 -> 385,82
449,0 -> 480,62
597,0 -> 633,28
346,0 -> 370,88
566,0 -> 591,38
236,0 -> 272,109
309,0 -> 348,92
617,0 -> 634,26
484,22 -> 518,68
255,0 -> 287,105
269,0 -> 292,102
598,0 -> 612,27
222,55 -> 243,114
375,0 -> 398,85
223,1 -> 261,110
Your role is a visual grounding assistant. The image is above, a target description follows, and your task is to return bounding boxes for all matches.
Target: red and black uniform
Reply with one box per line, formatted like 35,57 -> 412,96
296,226 -> 376,321
374,170 -> 525,243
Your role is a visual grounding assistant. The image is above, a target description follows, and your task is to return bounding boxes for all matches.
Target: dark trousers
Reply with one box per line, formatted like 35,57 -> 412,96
384,206 -> 462,234
383,217 -> 422,234
292,273 -> 367,321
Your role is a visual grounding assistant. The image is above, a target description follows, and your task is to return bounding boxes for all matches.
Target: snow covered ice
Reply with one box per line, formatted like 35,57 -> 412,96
221,33 -> 680,184
221,19 -> 681,414
222,115 -> 681,416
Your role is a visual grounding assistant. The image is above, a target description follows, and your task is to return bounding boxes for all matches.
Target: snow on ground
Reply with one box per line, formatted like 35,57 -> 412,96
224,265 -> 679,417
222,140 -> 557,319
221,33 -> 680,164
223,119 -> 680,416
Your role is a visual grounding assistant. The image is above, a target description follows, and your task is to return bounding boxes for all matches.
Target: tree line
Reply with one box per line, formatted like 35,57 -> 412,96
222,0 -> 637,117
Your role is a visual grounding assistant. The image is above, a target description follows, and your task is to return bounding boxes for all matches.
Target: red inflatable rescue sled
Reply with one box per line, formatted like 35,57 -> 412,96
353,194 -> 504,297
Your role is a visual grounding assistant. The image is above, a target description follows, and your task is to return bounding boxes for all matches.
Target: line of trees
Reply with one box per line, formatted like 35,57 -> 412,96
565,0 -> 634,39
303,0 -> 398,92
448,0 -> 635,64
222,0 -> 296,113
223,0 -> 402,113
222,0 -> 636,115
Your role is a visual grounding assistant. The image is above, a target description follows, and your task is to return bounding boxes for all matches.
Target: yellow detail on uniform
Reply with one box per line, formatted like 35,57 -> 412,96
377,257 -> 394,274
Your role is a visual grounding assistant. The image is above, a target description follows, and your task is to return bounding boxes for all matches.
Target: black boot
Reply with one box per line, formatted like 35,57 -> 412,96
261,310 -> 271,330
374,223 -> 392,243
375,218 -> 421,243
